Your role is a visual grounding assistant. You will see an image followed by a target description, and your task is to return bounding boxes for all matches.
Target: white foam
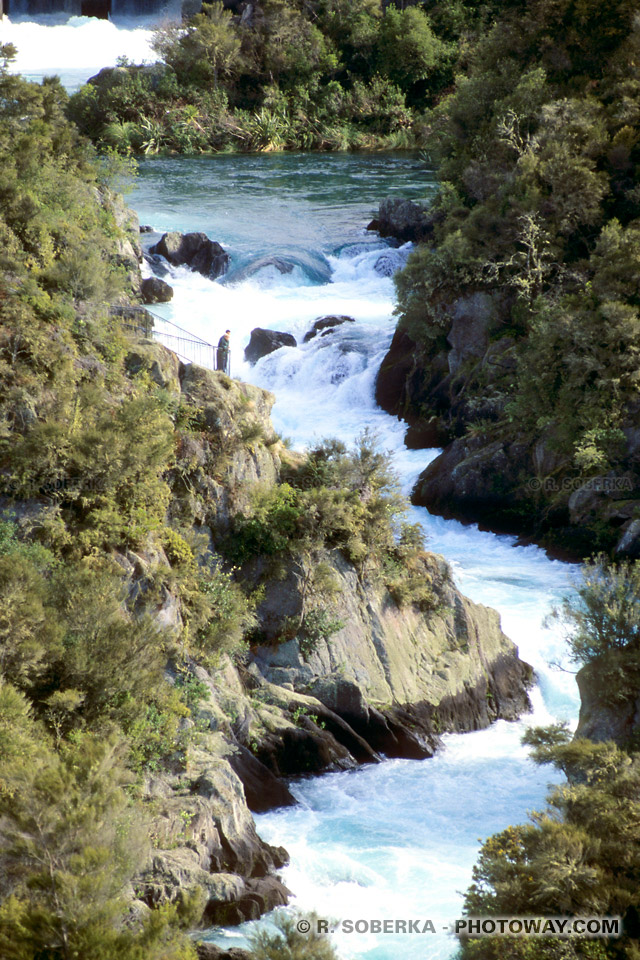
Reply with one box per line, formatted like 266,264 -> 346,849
2,15 -> 159,89
138,183 -> 580,960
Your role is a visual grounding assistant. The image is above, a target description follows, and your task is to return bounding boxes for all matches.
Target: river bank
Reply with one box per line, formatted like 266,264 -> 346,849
125,151 -> 580,958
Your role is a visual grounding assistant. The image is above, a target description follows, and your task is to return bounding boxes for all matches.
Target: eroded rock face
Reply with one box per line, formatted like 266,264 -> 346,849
248,549 -> 533,760
150,232 -> 230,280
244,328 -> 297,364
138,758 -> 290,924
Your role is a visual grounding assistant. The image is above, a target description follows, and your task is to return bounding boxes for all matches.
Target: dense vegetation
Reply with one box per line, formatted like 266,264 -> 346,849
0,42 -> 201,960
459,558 -> 640,960
0,40 -> 442,955
392,0 -> 640,552
66,0 -> 486,154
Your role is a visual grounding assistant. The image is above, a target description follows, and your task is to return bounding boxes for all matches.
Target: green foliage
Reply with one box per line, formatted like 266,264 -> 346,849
185,561 -> 256,662
296,608 -> 345,659
548,557 -> 640,702
0,710 -> 196,960
460,732 -> 640,960
66,0 -> 472,154
249,909 -> 338,960
377,6 -> 450,95
229,431 -> 411,571
393,0 -> 640,520
152,2 -> 242,88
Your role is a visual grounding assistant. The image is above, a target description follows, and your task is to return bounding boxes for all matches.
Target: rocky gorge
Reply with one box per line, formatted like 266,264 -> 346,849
0,157 -> 536,945
373,199 -> 640,561
117,331 -> 533,931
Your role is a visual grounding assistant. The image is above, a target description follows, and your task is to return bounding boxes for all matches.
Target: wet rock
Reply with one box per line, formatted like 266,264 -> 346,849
446,293 -> 494,376
374,250 -> 404,277
368,197 -> 433,243
303,315 -> 355,343
231,256 -> 295,282
616,517 -> 640,558
150,231 -> 230,280
244,328 -> 297,364
141,276 -> 173,304
208,876 -> 290,925
140,224 -> 154,233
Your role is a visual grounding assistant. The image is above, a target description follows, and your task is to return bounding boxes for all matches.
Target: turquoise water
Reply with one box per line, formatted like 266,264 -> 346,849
128,153 -> 579,960
8,17 -> 581,960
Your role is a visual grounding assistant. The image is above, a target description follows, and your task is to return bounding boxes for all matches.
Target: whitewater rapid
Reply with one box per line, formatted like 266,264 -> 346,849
0,9 -> 582,946
128,157 -> 579,959
1,10 -> 163,90
0,10 -> 578,940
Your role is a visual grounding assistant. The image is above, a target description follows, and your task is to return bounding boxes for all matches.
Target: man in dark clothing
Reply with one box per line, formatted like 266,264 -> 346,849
217,329 -> 230,373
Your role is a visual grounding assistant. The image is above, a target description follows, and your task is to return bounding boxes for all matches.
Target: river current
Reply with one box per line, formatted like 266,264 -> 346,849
129,153 -> 579,960
7,18 -> 581,960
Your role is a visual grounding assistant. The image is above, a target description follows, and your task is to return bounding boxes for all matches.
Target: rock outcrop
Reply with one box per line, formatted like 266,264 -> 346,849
367,197 -> 434,243
575,662 -> 640,744
89,332 -> 534,928
376,303 -> 640,558
248,550 -> 532,761
150,231 -> 230,280
303,315 -> 355,343
244,328 -> 297,364
138,752 -> 290,925
141,275 -> 174,303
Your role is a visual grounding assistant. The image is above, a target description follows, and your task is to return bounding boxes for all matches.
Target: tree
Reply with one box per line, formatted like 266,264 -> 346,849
547,558 -> 640,703
152,2 -> 242,87
0,703 -> 196,960
249,910 -> 339,960
377,6 -> 449,92
461,730 -> 640,960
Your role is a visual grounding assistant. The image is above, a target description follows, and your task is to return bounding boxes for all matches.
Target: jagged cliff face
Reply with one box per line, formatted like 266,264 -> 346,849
376,281 -> 640,562
115,336 -> 532,925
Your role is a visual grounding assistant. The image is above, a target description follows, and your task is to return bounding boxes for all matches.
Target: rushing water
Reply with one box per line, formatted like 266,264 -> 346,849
2,13 -> 583,950
1,10 -> 164,91
126,153 -> 581,959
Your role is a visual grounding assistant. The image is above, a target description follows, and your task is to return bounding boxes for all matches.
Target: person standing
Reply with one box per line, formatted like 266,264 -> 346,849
217,329 -> 230,374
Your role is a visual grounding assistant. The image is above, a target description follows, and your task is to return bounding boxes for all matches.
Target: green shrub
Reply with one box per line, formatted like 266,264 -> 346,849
548,557 -> 640,702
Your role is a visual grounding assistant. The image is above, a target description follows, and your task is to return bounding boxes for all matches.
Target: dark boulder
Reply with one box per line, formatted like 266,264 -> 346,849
244,328 -> 297,364
375,327 -> 421,417
303,315 -> 355,343
368,197 -> 433,243
141,276 -> 174,304
413,435 -> 525,519
150,231 -> 229,280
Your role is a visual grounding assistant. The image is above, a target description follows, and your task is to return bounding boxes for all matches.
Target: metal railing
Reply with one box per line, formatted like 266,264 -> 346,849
112,306 -> 229,374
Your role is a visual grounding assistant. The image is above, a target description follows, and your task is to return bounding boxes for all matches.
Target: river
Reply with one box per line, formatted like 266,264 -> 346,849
128,153 -> 580,960
9,20 -> 581,960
